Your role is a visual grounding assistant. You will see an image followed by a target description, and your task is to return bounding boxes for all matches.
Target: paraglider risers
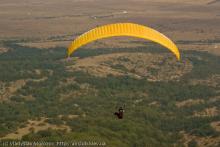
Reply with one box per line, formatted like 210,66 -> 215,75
66,57 -> 72,61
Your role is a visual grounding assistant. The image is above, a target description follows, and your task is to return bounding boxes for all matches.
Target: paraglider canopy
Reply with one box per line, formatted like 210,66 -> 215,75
67,23 -> 180,60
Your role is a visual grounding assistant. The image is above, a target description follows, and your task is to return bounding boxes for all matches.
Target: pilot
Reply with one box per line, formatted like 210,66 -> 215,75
114,107 -> 124,119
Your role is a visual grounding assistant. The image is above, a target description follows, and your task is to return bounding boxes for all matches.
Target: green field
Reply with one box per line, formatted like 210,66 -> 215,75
0,40 -> 220,147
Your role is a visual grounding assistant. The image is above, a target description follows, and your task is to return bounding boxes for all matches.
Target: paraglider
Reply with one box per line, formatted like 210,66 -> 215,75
67,23 -> 181,119
67,23 -> 180,60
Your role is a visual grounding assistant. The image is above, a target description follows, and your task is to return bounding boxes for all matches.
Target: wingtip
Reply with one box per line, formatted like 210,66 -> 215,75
176,53 -> 181,61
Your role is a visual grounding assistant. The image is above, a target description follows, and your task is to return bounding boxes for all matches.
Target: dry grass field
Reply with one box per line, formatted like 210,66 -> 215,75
0,0 -> 220,55
1,117 -> 71,140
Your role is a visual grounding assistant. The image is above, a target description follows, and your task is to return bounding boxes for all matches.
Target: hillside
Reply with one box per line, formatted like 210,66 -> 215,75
0,41 -> 219,146
0,0 -> 220,146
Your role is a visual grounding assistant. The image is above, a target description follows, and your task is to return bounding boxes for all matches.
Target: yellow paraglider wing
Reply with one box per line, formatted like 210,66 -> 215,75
68,23 -> 180,60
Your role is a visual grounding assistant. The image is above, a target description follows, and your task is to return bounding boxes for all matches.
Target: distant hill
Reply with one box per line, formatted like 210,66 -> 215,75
207,0 -> 220,5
